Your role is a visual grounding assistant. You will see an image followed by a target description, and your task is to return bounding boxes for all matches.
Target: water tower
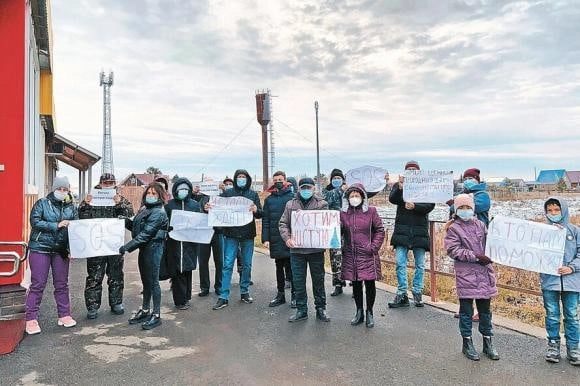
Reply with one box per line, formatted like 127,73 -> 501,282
255,90 -> 271,191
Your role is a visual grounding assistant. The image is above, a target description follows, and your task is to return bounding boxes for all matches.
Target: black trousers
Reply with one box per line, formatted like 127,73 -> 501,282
291,252 -> 326,313
198,233 -> 223,292
171,270 -> 192,306
459,298 -> 493,337
352,280 -> 376,311
85,255 -> 124,311
275,258 -> 293,293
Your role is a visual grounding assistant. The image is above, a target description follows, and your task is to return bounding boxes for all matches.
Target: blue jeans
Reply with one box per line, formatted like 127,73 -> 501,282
394,246 -> 425,295
290,252 -> 326,313
219,237 -> 254,300
543,290 -> 580,348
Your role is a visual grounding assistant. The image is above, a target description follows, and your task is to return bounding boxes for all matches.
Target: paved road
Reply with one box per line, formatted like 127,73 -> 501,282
1,250 -> 579,385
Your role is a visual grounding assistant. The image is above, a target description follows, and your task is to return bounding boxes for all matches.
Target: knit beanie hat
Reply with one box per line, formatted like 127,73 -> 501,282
454,193 -> 474,209
52,176 -> 70,191
223,177 -> 234,184
298,177 -> 315,187
175,183 -> 189,191
405,160 -> 420,170
330,168 -> 345,180
463,168 -> 481,182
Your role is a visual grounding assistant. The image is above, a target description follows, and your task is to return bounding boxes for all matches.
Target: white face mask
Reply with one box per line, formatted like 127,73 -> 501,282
349,197 -> 362,207
53,190 -> 67,201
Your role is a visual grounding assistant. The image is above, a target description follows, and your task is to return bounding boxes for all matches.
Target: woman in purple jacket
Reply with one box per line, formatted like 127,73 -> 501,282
444,193 -> 499,361
340,184 -> 385,328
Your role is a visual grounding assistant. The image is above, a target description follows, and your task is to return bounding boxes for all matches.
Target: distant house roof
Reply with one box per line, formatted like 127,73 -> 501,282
536,169 -> 566,184
120,173 -> 171,187
486,177 -> 507,184
567,171 -> 580,183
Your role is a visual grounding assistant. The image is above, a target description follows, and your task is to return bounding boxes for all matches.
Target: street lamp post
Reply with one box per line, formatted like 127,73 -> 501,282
314,101 -> 321,192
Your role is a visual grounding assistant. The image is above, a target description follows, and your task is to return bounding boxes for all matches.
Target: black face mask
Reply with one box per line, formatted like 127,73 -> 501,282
274,181 -> 284,190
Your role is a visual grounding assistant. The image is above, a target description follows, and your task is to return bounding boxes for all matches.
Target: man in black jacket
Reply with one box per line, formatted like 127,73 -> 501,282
387,161 -> 435,309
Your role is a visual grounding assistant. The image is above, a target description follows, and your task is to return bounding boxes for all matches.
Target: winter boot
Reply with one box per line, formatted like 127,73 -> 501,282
545,340 -> 561,363
269,292 -> 286,307
350,309 -> 364,326
388,293 -> 410,308
566,347 -> 580,366
462,337 -> 480,361
365,310 -> 375,328
482,336 -> 500,360
412,292 -> 424,307
289,310 -> 308,323
316,308 -> 331,322
330,286 -> 343,297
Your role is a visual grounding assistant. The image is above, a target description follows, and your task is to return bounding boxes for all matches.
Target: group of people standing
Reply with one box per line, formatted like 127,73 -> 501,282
23,162 -> 580,366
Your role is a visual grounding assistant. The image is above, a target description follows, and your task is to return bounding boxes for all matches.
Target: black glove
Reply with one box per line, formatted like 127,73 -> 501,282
476,255 -> 492,265
119,246 -> 127,255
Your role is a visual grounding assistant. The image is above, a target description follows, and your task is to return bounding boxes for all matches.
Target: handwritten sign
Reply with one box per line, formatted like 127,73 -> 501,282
345,165 -> 388,193
207,196 -> 254,227
89,188 -> 116,206
192,181 -> 221,196
485,216 -> 566,275
291,210 -> 341,249
402,170 -> 454,203
68,219 -> 125,258
169,210 -> 215,244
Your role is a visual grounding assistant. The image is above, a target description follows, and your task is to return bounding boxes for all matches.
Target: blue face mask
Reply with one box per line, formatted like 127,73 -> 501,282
463,180 -> 477,190
300,189 -> 313,200
547,214 -> 563,223
331,179 -> 342,188
456,208 -> 474,221
177,189 -> 189,200
145,196 -> 159,205
236,178 -> 247,188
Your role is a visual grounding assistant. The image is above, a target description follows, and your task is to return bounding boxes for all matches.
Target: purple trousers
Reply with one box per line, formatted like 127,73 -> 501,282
25,250 -> 71,321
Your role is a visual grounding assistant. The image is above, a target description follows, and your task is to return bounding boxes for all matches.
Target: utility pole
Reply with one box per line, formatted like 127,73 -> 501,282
315,101 -> 321,192
99,70 -> 114,175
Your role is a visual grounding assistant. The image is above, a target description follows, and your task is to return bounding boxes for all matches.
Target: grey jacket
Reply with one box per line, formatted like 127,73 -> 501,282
279,195 -> 329,255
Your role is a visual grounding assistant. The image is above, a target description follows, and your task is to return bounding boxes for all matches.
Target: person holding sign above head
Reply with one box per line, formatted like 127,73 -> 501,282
262,170 -> 296,308
79,173 -> 134,320
279,177 -> 331,323
25,176 -> 78,335
444,194 -> 499,362
340,184 -> 385,328
164,178 -> 200,310
323,168 -> 348,297
119,182 -> 169,330
211,169 -> 262,310
388,160 -> 435,309
541,197 -> 580,365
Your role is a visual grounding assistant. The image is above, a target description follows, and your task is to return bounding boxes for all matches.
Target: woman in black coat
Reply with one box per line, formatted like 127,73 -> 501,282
120,183 -> 169,330
164,178 -> 200,310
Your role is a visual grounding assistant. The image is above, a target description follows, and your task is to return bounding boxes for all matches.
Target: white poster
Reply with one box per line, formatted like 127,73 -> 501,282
192,181 -> 221,196
207,196 -> 254,227
68,219 -> 125,258
89,188 -> 116,207
169,210 -> 215,244
485,215 -> 566,275
345,165 -> 388,193
291,210 -> 341,249
402,170 -> 454,203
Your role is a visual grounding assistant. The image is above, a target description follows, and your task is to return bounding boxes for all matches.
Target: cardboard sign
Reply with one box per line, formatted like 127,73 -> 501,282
192,181 -> 221,196
291,210 -> 341,248
402,170 -> 454,203
68,219 -> 125,258
485,215 -> 566,275
169,210 -> 214,244
345,165 -> 388,193
207,196 -> 254,227
89,188 -> 116,206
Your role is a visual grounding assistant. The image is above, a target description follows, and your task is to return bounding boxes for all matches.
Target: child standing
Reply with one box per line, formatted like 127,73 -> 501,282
444,194 -> 499,361
541,197 -> 580,365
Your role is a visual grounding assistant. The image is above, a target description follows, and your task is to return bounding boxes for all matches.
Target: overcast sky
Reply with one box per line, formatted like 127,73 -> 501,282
51,0 -> 580,187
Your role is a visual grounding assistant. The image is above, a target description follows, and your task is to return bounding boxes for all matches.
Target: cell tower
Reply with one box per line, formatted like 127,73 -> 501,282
99,70 -> 114,175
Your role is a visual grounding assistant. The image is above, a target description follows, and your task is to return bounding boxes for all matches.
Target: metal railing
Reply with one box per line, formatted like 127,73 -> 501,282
0,241 -> 28,278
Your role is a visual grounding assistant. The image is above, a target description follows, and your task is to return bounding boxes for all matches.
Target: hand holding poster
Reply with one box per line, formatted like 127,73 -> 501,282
207,196 -> 254,227
68,219 -> 125,258
169,210 -> 215,244
402,170 -> 454,203
485,215 -> 566,275
291,210 -> 341,248
89,188 -> 117,206
192,181 -> 221,196
345,165 -> 388,193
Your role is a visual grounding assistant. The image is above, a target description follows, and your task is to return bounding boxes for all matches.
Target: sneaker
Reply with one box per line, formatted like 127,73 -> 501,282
546,340 -> 561,363
128,309 -> 150,324
198,290 -> 210,297
87,309 -> 98,319
57,316 -> 77,328
567,347 -> 580,366
412,292 -> 424,307
212,298 -> 229,310
111,304 -> 125,315
25,320 -> 41,335
241,294 -> 254,304
388,293 -> 410,308
176,301 -> 191,310
289,310 -> 308,323
142,314 -> 162,330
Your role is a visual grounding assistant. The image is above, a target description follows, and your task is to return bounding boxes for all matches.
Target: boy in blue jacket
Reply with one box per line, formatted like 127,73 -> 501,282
542,197 -> 580,365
